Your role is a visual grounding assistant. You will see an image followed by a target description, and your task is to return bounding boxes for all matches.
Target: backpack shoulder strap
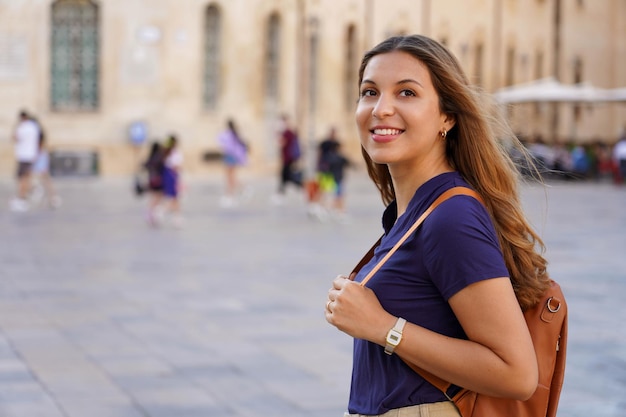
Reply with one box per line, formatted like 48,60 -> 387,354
536,281 -> 568,417
354,186 -> 482,286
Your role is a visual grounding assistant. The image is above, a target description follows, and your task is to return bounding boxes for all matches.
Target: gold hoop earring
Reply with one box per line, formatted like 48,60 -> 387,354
440,129 -> 447,139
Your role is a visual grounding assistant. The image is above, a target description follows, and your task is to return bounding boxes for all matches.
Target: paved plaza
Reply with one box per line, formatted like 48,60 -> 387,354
0,172 -> 625,417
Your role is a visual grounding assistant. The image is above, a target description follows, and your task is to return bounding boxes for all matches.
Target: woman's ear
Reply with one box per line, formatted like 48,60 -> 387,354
444,114 -> 456,132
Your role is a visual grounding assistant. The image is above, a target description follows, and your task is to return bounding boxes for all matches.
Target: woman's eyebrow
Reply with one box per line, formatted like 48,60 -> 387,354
360,78 -> 424,88
397,78 -> 423,88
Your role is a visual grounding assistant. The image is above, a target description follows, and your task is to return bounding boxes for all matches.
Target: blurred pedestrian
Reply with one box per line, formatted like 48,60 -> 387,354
307,127 -> 338,219
317,127 -> 340,191
31,118 -> 62,209
9,110 -> 40,212
527,134 -> 554,174
552,141 -> 572,178
309,127 -> 352,220
217,118 -> 249,207
143,140 -> 165,226
613,127 -> 626,184
592,140 -> 613,182
570,144 -> 590,180
273,114 -> 303,204
160,134 -> 184,227
325,140 -> 352,217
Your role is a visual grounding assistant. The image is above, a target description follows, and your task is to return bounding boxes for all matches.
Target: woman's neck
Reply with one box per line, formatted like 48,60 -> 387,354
391,162 -> 453,218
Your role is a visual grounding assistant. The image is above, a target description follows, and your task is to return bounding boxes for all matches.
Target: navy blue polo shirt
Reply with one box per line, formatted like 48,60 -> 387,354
348,172 -> 509,415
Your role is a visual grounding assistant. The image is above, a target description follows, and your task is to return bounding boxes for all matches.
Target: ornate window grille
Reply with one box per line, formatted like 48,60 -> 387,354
203,4 -> 221,110
50,0 -> 100,111
265,13 -> 281,101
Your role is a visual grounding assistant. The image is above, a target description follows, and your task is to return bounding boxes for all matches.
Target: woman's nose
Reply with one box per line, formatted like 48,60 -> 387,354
371,95 -> 394,119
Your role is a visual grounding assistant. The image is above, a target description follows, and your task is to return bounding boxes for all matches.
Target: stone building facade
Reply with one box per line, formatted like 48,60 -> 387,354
0,0 -> 624,178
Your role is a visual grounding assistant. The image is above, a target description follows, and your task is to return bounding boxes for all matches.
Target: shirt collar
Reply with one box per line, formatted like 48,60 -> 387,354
381,172 -> 463,234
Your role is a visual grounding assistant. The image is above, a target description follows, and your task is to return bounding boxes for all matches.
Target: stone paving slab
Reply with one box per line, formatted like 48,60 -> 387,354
0,173 -> 625,417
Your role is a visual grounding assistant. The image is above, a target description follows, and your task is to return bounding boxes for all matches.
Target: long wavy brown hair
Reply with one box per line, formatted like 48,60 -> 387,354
358,35 -> 550,310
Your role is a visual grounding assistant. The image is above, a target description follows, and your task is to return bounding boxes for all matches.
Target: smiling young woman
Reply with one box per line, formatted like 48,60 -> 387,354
356,50 -> 456,217
325,35 -> 551,417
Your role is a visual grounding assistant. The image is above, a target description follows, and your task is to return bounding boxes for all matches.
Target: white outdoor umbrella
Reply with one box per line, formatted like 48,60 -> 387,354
493,77 -> 610,104
606,87 -> 626,102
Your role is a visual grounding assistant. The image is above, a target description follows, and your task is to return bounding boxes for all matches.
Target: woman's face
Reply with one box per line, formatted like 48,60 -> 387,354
356,50 -> 453,170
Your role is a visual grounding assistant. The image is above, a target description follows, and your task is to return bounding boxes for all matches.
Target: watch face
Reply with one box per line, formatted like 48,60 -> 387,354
387,330 -> 401,345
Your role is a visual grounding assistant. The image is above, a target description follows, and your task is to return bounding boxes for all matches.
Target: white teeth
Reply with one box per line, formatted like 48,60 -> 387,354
373,128 -> 401,135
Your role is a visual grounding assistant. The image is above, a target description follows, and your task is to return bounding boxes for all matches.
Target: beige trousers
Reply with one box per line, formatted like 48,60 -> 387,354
344,401 -> 461,417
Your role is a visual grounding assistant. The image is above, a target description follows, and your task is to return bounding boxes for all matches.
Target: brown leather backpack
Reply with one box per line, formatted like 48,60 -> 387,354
353,187 -> 568,417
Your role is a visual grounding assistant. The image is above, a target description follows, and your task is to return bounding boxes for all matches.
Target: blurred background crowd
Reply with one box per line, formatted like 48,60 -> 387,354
0,0 -> 624,185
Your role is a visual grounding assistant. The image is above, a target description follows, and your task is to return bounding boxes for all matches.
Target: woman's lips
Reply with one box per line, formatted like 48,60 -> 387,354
371,128 -> 403,143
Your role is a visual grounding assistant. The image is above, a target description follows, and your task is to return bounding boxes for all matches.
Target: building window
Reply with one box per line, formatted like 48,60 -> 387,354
308,27 -> 319,113
344,25 -> 357,111
50,0 -> 99,111
203,4 -> 221,110
573,57 -> 583,84
265,13 -> 281,101
474,42 -> 484,87
534,50 -> 544,80
573,57 -> 583,121
534,50 -> 544,114
505,47 -> 516,86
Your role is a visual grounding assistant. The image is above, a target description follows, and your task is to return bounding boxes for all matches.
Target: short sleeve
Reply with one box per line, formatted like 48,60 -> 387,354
421,195 -> 509,300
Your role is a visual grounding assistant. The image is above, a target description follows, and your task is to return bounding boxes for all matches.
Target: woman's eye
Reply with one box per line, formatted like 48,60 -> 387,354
399,89 -> 416,97
360,89 -> 377,98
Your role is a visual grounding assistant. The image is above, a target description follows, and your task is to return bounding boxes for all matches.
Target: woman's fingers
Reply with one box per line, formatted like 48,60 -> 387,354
332,274 -> 349,289
326,275 -> 351,320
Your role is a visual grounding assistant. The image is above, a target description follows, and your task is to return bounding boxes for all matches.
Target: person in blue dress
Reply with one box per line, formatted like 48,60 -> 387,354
325,35 -> 552,417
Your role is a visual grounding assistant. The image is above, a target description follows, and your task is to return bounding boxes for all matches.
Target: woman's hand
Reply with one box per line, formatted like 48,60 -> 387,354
325,275 -> 395,344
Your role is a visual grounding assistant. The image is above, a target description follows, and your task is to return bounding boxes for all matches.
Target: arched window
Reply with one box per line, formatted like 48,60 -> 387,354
474,42 -> 484,87
203,4 -> 221,110
573,56 -> 583,121
533,50 -> 544,115
534,50 -> 544,80
505,46 -> 516,86
50,0 -> 100,111
265,13 -> 281,101
308,18 -> 319,113
344,25 -> 358,111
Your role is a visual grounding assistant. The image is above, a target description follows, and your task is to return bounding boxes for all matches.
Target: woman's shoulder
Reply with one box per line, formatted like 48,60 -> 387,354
432,192 -> 486,220
423,192 -> 496,246
410,172 -> 475,207
412,174 -> 491,230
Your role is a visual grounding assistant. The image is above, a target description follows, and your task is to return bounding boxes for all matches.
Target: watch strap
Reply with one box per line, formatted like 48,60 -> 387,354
385,317 -> 407,355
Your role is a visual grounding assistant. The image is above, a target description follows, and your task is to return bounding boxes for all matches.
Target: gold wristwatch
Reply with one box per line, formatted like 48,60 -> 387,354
384,317 -> 406,355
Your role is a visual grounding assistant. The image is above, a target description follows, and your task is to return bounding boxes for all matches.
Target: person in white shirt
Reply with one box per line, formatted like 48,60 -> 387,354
10,110 -> 40,212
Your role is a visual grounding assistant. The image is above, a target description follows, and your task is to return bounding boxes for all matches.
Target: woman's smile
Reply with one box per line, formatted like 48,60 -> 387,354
371,127 -> 404,143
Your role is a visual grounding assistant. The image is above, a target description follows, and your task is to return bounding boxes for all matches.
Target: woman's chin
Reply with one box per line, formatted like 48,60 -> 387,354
366,151 -> 395,165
